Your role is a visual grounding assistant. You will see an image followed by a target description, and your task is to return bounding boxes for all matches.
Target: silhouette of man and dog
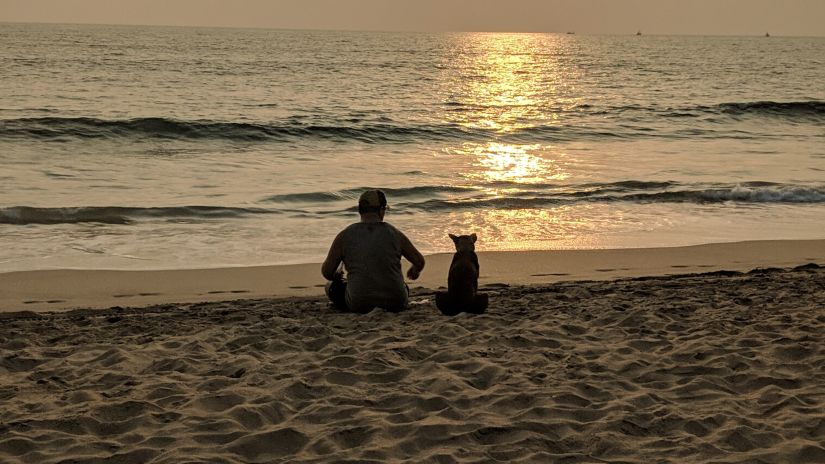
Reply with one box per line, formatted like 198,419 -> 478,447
322,189 -> 488,315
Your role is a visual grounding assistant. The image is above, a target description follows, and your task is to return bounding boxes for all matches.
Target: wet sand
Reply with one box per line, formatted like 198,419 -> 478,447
2,239 -> 825,313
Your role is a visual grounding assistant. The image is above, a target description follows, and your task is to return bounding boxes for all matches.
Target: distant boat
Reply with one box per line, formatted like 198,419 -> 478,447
636,30 -> 642,36
765,32 -> 770,37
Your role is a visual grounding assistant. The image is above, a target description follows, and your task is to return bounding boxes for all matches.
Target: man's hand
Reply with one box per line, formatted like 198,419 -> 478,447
321,232 -> 344,281
399,232 -> 425,281
406,266 -> 421,280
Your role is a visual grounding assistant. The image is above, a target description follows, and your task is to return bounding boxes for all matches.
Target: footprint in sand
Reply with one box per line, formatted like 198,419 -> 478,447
481,283 -> 510,288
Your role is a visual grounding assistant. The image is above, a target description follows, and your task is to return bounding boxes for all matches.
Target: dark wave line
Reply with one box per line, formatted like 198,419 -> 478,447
713,100 -> 825,118
621,185 -> 825,204
262,181 -> 685,204
4,184 -> 824,225
268,181 -> 825,209
450,99 -> 825,121
0,116 -> 640,143
394,185 -> 825,212
0,205 -> 277,225
564,100 -> 825,118
2,112 -> 808,145
447,100 -> 825,119
2,99 -> 821,141
388,184 -> 825,212
0,117 -> 478,143
626,100 -> 825,120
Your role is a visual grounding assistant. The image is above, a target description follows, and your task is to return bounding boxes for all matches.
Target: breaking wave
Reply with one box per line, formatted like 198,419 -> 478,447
0,205 -> 276,225
4,182 -> 823,225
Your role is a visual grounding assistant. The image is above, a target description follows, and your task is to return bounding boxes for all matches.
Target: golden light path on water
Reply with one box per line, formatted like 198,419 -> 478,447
459,142 -> 566,184
435,33 -> 607,251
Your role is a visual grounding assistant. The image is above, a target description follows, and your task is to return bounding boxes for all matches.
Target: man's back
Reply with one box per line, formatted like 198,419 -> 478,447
340,222 -> 407,312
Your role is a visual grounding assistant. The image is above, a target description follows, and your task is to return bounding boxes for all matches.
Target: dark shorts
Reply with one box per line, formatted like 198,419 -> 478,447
325,279 -> 350,311
325,279 -> 409,314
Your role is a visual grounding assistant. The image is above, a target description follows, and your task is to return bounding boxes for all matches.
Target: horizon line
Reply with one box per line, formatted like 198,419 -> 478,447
2,20 -> 823,38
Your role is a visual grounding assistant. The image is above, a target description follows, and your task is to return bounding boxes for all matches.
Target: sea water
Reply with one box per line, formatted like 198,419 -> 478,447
1,23 -> 824,271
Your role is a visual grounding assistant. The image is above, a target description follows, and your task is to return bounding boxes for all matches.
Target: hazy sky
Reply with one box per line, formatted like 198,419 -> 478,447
2,0 -> 824,36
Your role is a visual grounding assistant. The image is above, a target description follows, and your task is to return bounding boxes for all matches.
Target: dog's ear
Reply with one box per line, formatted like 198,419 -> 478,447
449,233 -> 458,243
470,233 -> 477,243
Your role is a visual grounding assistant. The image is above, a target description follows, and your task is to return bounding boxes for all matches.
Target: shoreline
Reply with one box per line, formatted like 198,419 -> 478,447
2,239 -> 824,313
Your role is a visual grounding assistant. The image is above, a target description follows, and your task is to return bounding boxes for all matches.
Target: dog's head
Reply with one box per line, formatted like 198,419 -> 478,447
449,233 -> 477,252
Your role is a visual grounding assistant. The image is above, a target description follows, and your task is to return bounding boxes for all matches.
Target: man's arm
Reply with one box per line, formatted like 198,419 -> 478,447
399,232 -> 425,280
321,232 -> 344,281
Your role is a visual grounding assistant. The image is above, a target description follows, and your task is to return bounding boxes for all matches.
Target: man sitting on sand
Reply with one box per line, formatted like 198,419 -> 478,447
322,189 -> 426,313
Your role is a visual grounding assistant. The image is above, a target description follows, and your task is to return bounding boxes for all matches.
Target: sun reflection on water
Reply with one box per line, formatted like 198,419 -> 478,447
412,204 -> 640,255
447,142 -> 570,185
434,33 -> 588,249
441,33 -> 581,133
440,33 -> 582,186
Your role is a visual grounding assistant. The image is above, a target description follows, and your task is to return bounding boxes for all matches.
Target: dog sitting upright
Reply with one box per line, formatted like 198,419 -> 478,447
435,233 -> 488,316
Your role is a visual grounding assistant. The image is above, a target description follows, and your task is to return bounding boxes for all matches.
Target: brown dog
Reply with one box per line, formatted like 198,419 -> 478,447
435,233 -> 488,315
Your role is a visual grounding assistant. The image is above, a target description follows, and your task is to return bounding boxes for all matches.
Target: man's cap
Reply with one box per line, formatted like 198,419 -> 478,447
358,189 -> 388,209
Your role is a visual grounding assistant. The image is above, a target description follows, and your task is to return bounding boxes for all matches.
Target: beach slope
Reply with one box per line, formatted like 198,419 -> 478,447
1,258 -> 824,462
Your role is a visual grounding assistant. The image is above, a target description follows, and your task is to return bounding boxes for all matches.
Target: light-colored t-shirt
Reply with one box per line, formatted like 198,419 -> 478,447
340,222 -> 408,312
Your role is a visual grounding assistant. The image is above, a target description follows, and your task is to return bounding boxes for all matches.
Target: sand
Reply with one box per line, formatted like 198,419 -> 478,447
2,239 -> 825,313
1,241 -> 825,463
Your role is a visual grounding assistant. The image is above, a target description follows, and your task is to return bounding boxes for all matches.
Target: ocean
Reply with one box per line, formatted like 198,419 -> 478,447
1,23 -> 824,271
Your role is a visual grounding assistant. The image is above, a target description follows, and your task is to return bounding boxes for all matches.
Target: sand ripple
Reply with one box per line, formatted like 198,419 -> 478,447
1,266 -> 824,463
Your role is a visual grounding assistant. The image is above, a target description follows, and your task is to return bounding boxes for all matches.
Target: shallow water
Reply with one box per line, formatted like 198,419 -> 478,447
1,24 -> 824,270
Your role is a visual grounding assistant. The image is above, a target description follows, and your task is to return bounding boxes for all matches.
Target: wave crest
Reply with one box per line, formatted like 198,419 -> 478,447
0,206 -> 275,225
3,183 -> 823,225
394,183 -> 825,212
0,117 -> 475,143
715,100 -> 825,119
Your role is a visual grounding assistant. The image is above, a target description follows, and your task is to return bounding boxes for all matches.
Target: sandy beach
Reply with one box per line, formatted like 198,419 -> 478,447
4,8 -> 825,462
1,240 -> 824,463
